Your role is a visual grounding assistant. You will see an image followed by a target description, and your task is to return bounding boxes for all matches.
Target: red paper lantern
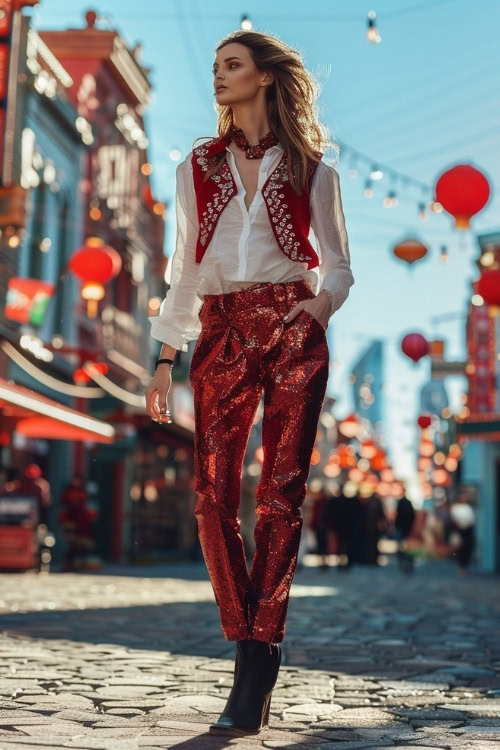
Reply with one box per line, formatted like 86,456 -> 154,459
417,414 -> 432,429
68,237 -> 122,317
478,269 -> 500,311
401,333 -> 429,363
393,238 -> 428,266
435,164 -> 490,229
69,238 -> 122,284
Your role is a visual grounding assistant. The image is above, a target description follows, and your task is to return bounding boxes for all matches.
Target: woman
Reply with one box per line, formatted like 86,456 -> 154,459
145,29 -> 354,735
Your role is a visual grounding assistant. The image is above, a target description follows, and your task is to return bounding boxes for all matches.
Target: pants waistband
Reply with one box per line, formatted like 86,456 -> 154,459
201,280 -> 315,318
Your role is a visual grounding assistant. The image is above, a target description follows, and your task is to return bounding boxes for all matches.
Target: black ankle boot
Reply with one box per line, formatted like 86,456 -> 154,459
211,640 -> 246,725
209,638 -> 281,736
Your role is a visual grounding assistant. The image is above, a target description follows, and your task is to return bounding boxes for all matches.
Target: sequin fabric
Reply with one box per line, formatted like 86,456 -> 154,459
189,280 -> 330,643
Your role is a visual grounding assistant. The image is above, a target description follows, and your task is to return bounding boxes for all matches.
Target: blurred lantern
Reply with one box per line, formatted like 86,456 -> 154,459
338,443 -> 356,468
324,463 -> 341,477
418,456 -> 432,470
338,412 -> 360,438
444,456 -> 458,472
419,438 -> 435,457
392,238 -> 428,266
310,447 -> 321,465
359,439 -> 378,459
371,450 -> 388,471
342,480 -> 359,498
432,468 -> 450,486
478,269 -> 500,316
348,467 -> 364,483
380,467 -> 394,483
417,414 -> 432,429
448,443 -> 462,459
68,237 -> 121,318
435,164 -> 490,229
401,332 -> 429,363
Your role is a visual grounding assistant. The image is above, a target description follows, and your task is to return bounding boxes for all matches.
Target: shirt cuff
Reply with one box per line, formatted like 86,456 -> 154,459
148,316 -> 191,352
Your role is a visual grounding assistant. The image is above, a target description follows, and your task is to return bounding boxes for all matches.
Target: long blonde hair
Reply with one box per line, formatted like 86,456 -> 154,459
194,30 -> 336,194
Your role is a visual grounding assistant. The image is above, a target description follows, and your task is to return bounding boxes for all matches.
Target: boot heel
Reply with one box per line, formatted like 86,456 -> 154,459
263,694 -> 271,726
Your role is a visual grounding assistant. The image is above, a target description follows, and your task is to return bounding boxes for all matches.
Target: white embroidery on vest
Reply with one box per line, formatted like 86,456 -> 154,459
263,156 -> 314,263
194,142 -> 236,248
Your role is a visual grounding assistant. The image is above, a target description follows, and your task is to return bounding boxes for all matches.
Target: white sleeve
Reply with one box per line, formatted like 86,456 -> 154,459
310,162 -> 354,317
148,154 -> 202,351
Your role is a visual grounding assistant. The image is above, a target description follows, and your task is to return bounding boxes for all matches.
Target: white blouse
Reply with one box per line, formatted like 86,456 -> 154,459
149,142 -> 354,351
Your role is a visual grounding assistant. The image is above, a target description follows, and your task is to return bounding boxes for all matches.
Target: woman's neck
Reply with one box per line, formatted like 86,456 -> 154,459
231,106 -> 271,145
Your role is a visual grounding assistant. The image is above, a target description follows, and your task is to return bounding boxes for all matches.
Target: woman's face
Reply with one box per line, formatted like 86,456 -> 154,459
213,42 -> 272,106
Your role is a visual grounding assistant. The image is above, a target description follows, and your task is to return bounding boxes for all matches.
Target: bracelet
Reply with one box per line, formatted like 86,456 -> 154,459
322,288 -> 335,316
155,358 -> 174,371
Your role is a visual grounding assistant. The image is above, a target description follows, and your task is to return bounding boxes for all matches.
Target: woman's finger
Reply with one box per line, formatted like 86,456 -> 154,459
157,389 -> 168,414
148,389 -> 161,419
283,301 -> 304,323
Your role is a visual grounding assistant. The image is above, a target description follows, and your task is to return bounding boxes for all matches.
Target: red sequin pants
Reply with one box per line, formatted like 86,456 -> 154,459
189,280 -> 329,644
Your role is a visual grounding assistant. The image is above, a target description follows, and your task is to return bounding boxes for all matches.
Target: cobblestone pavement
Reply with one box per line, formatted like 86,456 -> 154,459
0,559 -> 499,749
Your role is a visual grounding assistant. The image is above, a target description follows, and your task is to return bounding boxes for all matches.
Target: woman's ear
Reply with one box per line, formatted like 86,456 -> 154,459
261,70 -> 275,87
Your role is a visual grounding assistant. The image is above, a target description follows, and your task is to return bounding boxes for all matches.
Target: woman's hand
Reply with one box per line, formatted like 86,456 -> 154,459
145,364 -> 173,423
283,289 -> 331,331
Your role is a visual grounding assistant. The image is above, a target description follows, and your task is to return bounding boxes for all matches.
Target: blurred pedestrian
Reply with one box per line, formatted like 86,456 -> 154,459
349,491 -> 365,564
18,464 -> 51,525
324,490 -> 352,571
449,488 -> 476,575
311,490 -> 329,570
1,464 -> 51,526
58,476 -> 98,571
363,492 -> 386,565
395,492 -> 415,574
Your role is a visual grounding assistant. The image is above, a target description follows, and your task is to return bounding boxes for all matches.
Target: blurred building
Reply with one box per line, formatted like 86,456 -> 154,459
350,340 -> 385,438
456,230 -> 500,573
0,3 -> 114,568
0,6 -> 197,567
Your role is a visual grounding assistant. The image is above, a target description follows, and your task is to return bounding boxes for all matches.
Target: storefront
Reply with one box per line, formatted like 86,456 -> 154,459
457,416 -> 500,573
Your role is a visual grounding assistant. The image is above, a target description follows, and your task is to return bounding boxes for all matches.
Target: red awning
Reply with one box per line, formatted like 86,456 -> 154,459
0,377 -> 115,444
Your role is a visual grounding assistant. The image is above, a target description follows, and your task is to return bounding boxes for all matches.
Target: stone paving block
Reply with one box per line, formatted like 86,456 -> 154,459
15,722 -> 94,736
386,707 -> 467,720
159,695 -> 226,714
281,703 -> 344,721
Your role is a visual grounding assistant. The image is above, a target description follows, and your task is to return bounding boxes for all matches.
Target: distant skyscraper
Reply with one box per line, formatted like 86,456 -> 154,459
350,340 -> 384,432
420,378 -> 449,415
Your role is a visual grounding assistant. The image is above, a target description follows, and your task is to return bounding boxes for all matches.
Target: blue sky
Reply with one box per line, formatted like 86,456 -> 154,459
34,0 -> 500,496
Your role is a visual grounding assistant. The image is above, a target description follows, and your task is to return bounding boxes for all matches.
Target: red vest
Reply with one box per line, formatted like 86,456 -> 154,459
191,135 -> 320,270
